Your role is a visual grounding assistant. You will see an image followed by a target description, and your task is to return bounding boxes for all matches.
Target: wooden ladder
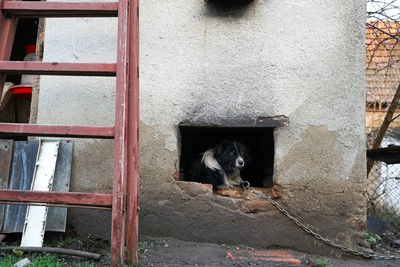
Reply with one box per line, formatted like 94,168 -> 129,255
0,0 -> 139,266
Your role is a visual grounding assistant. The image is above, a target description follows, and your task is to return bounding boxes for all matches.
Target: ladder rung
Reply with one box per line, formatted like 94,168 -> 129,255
2,2 -> 118,18
0,61 -> 116,76
0,190 -> 112,207
0,123 -> 115,139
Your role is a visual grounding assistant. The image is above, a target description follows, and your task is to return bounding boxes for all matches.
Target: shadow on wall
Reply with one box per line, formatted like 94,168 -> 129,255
204,0 -> 254,18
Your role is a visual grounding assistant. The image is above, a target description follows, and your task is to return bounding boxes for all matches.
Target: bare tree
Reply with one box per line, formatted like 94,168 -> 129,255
367,0 -> 400,174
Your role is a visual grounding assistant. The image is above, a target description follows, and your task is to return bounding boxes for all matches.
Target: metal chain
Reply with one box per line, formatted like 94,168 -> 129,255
245,184 -> 400,260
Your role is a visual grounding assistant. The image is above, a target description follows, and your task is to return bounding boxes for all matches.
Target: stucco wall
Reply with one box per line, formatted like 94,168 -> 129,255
37,0 -> 367,255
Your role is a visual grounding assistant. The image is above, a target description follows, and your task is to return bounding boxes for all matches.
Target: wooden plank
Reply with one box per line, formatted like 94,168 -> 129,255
2,2 -> 118,18
0,0 -> 19,103
0,123 -> 114,139
0,0 -> 5,100
46,140 -> 73,232
21,140 -> 60,247
0,140 -> 13,230
0,190 -> 112,207
0,62 -> 116,76
126,0 -> 140,265
2,141 -> 39,233
0,17 -> 17,63
111,0 -> 129,264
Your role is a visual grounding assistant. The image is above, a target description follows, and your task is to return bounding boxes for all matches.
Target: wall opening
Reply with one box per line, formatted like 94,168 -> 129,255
179,125 -> 275,188
0,18 -> 39,127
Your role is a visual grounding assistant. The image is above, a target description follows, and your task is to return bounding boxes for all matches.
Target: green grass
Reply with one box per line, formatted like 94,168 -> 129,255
29,255 -> 64,267
366,230 -> 382,245
0,254 -> 64,267
138,241 -> 149,254
70,261 -> 96,267
314,257 -> 331,267
0,253 -> 96,267
0,255 -> 18,267
137,241 -> 151,267
57,236 -> 75,248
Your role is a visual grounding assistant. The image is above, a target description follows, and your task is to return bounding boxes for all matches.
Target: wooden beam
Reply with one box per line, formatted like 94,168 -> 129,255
0,61 -> 116,76
0,0 -> 19,102
111,0 -> 130,264
0,190 -> 112,207
2,2 -> 118,18
0,123 -> 115,139
126,0 -> 140,265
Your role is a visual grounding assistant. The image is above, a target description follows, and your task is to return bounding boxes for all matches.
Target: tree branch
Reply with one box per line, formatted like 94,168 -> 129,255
389,113 -> 400,123
367,22 -> 400,42
367,82 -> 400,175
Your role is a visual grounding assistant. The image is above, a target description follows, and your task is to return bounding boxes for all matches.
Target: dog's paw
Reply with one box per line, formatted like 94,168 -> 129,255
216,184 -> 228,190
240,180 -> 250,190
216,183 -> 234,190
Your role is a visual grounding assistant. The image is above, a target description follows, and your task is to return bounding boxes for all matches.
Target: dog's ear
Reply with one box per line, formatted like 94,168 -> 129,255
237,142 -> 250,162
213,142 -> 224,156
214,140 -> 231,156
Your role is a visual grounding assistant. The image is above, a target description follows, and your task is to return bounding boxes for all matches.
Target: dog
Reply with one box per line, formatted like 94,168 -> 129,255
189,140 -> 249,190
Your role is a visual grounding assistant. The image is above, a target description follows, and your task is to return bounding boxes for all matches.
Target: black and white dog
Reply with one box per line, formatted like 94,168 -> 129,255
189,141 -> 249,190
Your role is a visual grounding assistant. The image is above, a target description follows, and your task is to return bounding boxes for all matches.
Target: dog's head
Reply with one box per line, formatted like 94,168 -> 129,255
213,140 -> 249,172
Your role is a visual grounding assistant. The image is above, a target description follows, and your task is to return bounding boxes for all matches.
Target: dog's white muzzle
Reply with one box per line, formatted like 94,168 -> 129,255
235,156 -> 244,168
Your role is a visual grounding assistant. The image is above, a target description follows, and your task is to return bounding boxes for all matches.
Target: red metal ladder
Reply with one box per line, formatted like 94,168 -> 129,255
0,0 -> 139,266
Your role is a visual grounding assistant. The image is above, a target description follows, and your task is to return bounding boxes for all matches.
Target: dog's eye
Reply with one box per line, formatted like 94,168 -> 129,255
230,151 -> 235,155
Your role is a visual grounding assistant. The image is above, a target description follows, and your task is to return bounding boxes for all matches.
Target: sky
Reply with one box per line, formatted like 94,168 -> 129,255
367,0 -> 400,21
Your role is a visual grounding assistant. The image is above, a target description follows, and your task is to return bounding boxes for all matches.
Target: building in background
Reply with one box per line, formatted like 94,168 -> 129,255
366,21 -> 400,137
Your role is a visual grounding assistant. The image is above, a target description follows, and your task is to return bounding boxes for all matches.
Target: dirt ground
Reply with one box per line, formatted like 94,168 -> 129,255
139,236 -> 400,267
2,233 -> 400,266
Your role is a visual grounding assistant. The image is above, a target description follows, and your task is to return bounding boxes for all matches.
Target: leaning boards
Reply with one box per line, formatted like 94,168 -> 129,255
21,140 -> 60,247
1,140 -> 72,234
0,140 -> 13,230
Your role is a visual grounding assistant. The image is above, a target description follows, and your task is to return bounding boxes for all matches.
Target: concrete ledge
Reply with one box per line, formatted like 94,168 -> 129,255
176,181 -> 213,197
239,200 -> 275,213
176,181 -> 279,213
215,186 -> 274,201
176,181 -> 278,201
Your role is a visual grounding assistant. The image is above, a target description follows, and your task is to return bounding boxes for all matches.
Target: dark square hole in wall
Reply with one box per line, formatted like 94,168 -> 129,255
179,125 -> 275,188
7,18 -> 39,85
0,18 -> 39,129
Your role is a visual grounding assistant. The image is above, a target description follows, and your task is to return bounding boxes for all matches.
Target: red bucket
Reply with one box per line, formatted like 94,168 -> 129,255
11,85 -> 32,99
25,44 -> 36,55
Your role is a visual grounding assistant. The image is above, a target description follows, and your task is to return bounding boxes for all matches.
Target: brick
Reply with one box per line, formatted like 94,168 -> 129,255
272,184 -> 282,199
215,188 -> 243,198
226,249 -> 310,265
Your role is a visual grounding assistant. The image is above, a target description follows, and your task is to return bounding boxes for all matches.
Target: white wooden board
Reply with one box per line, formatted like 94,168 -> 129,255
20,140 -> 59,247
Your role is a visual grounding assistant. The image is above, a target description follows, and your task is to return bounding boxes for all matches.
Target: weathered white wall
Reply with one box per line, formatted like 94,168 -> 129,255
37,0 -> 367,254
38,4 -> 118,237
